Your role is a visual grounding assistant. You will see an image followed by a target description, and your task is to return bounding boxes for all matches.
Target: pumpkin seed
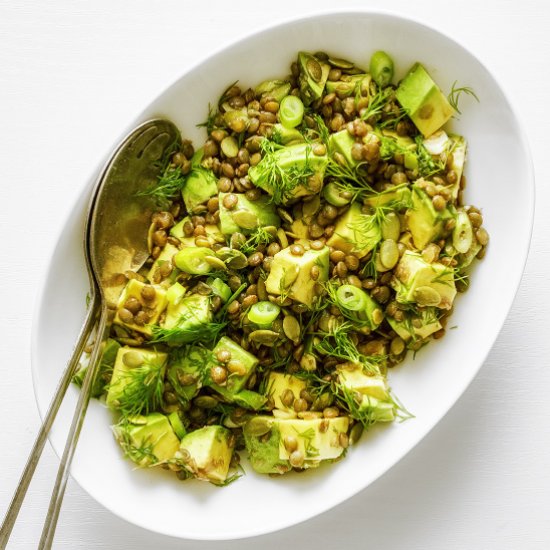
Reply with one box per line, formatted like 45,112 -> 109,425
374,252 -> 391,273
277,227 -> 289,249
249,329 -> 280,346
216,247 -> 248,269
193,395 -> 219,409
453,211 -> 473,253
122,350 -> 144,368
204,255 -> 228,270
232,209 -> 259,230
413,285 -> 441,307
349,423 -> 364,445
300,352 -> 317,371
328,56 -> 354,70
302,195 -> 320,221
277,208 -> 294,224
390,336 -> 405,356
306,58 -> 322,82
245,416 -> 272,437
220,136 -> 239,158
282,315 -> 301,343
256,277 -> 268,301
379,239 -> 399,269
381,212 -> 401,241
372,308 -> 384,325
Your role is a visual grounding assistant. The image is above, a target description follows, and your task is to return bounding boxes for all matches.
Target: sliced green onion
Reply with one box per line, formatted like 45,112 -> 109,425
165,282 -> 186,305
168,411 -> 187,439
247,301 -> 281,327
174,248 -> 214,275
323,182 -> 352,207
279,95 -> 304,128
208,277 -> 232,302
336,285 -> 369,311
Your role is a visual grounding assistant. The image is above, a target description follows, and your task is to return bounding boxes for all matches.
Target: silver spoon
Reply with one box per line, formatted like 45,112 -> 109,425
0,118 -> 181,549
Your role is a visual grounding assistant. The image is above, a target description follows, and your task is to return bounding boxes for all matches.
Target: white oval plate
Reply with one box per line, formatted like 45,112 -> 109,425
32,10 -> 534,541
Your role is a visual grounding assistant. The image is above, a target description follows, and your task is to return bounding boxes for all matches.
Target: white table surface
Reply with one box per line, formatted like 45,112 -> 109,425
1,0 -> 549,548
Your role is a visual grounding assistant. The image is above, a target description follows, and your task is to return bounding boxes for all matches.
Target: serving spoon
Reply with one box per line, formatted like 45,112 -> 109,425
0,118 -> 181,549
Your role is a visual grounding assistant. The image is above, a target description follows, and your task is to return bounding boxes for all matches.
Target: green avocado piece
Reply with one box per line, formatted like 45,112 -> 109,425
248,142 -> 328,203
266,372 -> 307,412
393,250 -> 457,310
244,416 -> 350,474
218,193 -> 280,235
265,245 -> 329,307
106,347 -> 168,411
215,387 -> 267,411
146,243 -> 179,283
272,123 -> 306,145
406,184 -> 452,249
255,79 -> 292,102
167,346 -> 209,402
181,149 -> 218,211
161,293 -> 212,344
336,363 -> 389,401
328,130 -> 358,167
168,411 -> 187,439
364,186 -> 412,209
112,412 -> 180,467
297,52 -> 331,105
206,336 -> 259,395
178,425 -> 234,484
73,338 -> 121,398
326,202 -> 381,258
387,307 -> 442,341
396,63 -> 455,137
357,395 -> 395,422
170,216 -> 225,248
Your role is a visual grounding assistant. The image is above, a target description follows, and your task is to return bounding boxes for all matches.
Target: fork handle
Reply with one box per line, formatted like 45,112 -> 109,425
0,291 -> 100,549
38,304 -> 109,549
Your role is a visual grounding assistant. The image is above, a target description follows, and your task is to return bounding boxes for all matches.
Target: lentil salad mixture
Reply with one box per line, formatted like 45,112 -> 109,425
75,50 -> 488,484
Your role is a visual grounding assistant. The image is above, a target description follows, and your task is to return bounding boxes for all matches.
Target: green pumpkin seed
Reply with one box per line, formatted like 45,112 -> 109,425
232,210 -> 259,230
277,227 -> 289,249
220,136 -> 239,158
249,329 -> 280,346
193,395 -> 219,409
245,416 -> 272,437
379,239 -> 399,269
122,350 -> 144,368
381,212 -> 401,241
349,423 -> 364,445
277,208 -> 293,224
307,58 -> 322,82
282,315 -> 301,343
300,353 -> 317,372
328,56 -> 354,70
302,195 -> 320,221
372,308 -> 385,326
374,252 -> 391,273
414,285 -> 441,307
204,256 -> 228,271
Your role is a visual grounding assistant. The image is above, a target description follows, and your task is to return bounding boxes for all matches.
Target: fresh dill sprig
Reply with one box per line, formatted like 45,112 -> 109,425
113,422 -> 160,466
324,158 -> 376,200
447,81 -> 479,115
239,226 -> 276,256
150,319 -> 227,347
312,114 -> 330,145
112,357 -> 166,418
136,165 -> 187,207
197,103 -> 216,133
415,135 -> 446,177
359,87 -> 393,123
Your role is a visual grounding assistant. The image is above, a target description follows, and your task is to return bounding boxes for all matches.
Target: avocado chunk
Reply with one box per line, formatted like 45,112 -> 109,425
146,243 -> 179,283
113,279 -> 167,336
336,363 -> 389,401
113,413 -> 180,467
266,372 -> 307,413
249,142 -> 328,203
167,346 -> 209,402
393,250 -> 457,310
178,425 -> 234,484
356,395 -> 396,422
215,387 -> 266,411
272,123 -> 305,145
364,186 -> 412,209
328,130 -> 359,167
387,307 -> 442,342
161,293 -> 212,345
406,184 -> 452,250
396,63 -> 455,137
206,336 -> 259,395
297,52 -> 331,105
181,150 -> 218,211
244,416 -> 350,474
218,192 -> 280,235
73,338 -> 121,397
326,202 -> 381,258
255,79 -> 291,102
106,347 -> 168,411
265,245 -> 329,307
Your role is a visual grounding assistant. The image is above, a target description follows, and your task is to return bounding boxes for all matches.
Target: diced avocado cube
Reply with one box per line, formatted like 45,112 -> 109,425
289,218 -> 310,239
113,413 -> 180,467
265,245 -> 329,307
297,52 -> 331,105
387,307 -> 442,341
364,186 -> 412,209
336,363 -> 388,401
215,387 -> 266,411
206,336 -> 259,395
248,142 -> 328,203
167,346 -> 209,402
113,279 -> 167,336
181,150 -> 218,211
146,243 -> 179,283
218,193 -> 280,235
161,294 -> 212,344
396,63 -> 455,137
170,216 -> 225,248
272,123 -> 305,145
357,395 -> 395,422
243,416 -> 349,474
326,202 -> 381,258
106,347 -> 168,410
328,130 -> 359,167
73,338 -> 121,397
406,184 -> 452,250
393,251 -> 457,310
178,425 -> 234,484
255,79 -> 291,102
267,372 -> 307,413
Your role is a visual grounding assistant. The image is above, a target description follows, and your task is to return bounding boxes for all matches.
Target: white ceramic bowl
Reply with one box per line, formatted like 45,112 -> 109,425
32,10 -> 534,541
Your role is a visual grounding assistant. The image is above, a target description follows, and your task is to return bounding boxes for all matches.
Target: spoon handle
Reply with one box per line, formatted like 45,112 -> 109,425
0,291 -> 100,549
38,305 -> 109,549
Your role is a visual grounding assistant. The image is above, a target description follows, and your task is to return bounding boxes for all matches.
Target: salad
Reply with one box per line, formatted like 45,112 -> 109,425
74,50 -> 488,485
